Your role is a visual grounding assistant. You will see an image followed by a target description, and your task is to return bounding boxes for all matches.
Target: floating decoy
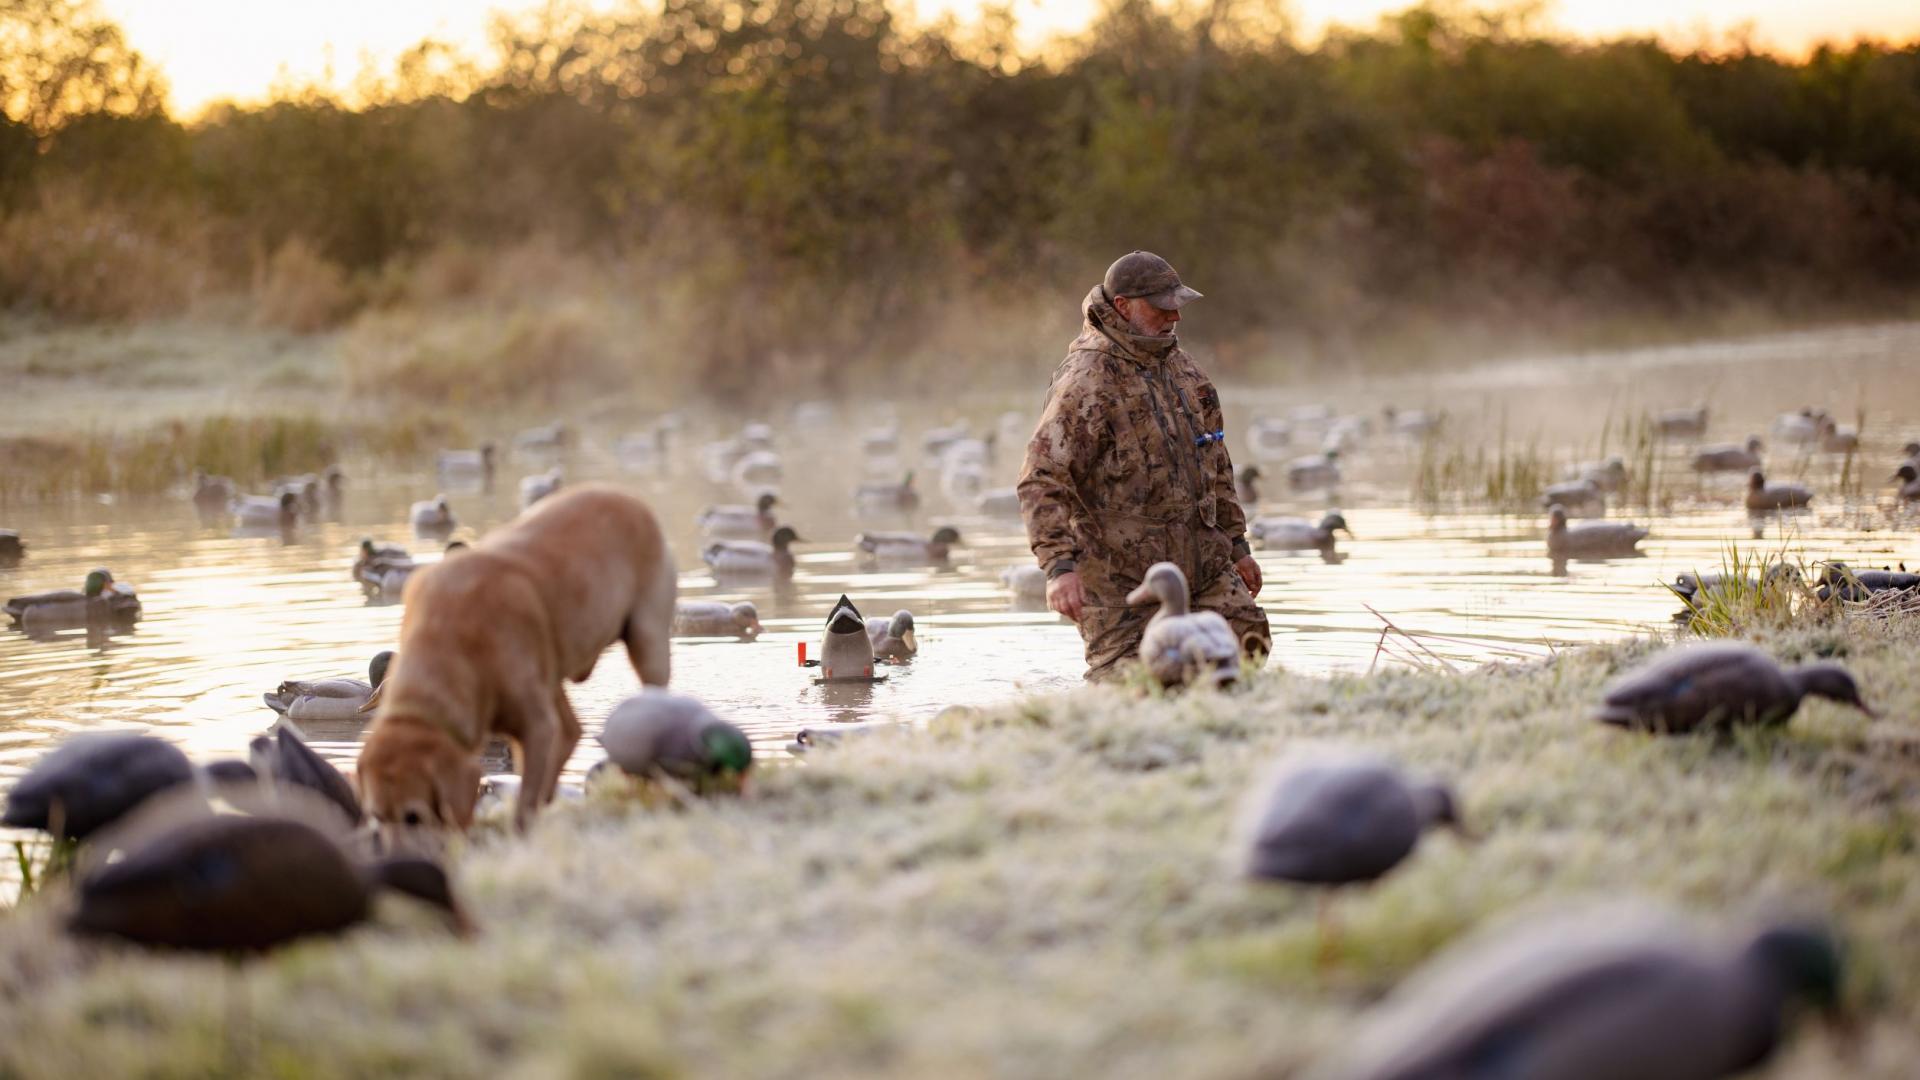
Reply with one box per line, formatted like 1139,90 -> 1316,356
816,594 -> 880,681
730,449 -> 784,490
1691,436 -> 1764,473
855,526 -> 961,566
1287,450 -> 1341,492
1565,456 -> 1627,493
1127,562 -> 1239,687
1594,641 -> 1874,733
1654,405 -> 1708,438
1002,564 -> 1047,603
263,652 -> 394,721
921,423 -> 971,462
411,494 -> 456,536
704,525 -> 801,582
616,427 -> 670,475
1746,470 -> 1811,512
70,814 -> 468,951
436,443 -> 496,487
862,424 -> 902,460
791,720 -> 895,753
5,568 -> 140,628
854,472 -> 921,515
1322,415 -> 1372,453
190,470 -> 234,514
1246,418 -> 1292,459
1244,754 -> 1460,887
1669,565 -> 1801,611
274,474 -> 324,517
1893,463 -> 1920,502
3,733 -> 198,840
1287,403 -> 1335,425
672,600 -> 763,639
1545,505 -> 1646,559
1770,407 -> 1826,445
1236,465 -> 1262,504
939,450 -> 988,504
0,529 -> 23,567
598,689 -> 753,790
1316,908 -> 1844,1080
513,422 -> 571,461
249,723 -> 363,825
1383,406 -> 1443,438
1816,562 -> 1920,602
976,487 -> 1022,516
233,491 -> 299,530
1818,419 -> 1858,454
1538,478 -> 1605,516
352,538 -> 413,585
1251,511 -> 1353,555
867,609 -> 918,659
698,492 -> 779,539
519,467 -> 563,510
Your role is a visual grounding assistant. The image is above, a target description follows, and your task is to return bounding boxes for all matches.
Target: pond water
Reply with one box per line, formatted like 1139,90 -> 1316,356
2,321 -> 1918,804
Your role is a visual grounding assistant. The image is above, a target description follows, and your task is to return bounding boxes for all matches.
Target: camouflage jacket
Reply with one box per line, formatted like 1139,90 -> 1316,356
1018,285 -> 1250,599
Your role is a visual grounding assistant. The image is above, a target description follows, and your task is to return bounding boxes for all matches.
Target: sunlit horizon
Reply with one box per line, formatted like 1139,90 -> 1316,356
93,0 -> 1920,118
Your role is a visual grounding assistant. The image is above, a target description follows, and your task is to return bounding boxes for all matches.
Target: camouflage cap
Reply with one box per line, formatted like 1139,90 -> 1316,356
1103,251 -> 1203,311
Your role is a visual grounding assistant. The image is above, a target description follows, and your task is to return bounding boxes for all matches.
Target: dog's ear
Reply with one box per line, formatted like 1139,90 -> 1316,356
432,750 -> 483,830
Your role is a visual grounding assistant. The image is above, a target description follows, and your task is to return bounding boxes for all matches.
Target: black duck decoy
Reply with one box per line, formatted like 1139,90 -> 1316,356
3,733 -> 198,841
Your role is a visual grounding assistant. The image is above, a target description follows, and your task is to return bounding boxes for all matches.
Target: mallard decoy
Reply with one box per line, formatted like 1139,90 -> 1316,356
819,594 -> 879,681
854,472 -> 921,515
411,494 -> 456,536
598,689 -> 753,790
698,492 -> 779,539
1127,562 -> 1239,687
436,443 -> 496,487
5,568 -> 140,628
703,525 -> 801,581
1669,565 -> 1801,611
939,451 -> 988,504
1654,405 -> 1708,438
519,467 -> 563,510
862,424 -> 902,460
274,474 -> 323,517
1816,562 -> 1920,602
0,529 -> 23,567
1383,406 -> 1443,438
616,427 -> 670,475
672,600 -> 763,639
353,536 -> 412,579
855,526 -> 961,566
1546,505 -> 1646,559
976,487 -> 1022,516
233,491 -> 299,529
1287,450 -> 1341,491
1594,641 -> 1874,733
1746,470 -> 1811,512
1315,909 -> 1844,1080
1236,465 -> 1262,504
2,733 -> 204,840
1002,564 -> 1047,603
730,449 -> 784,490
1565,456 -> 1627,493
1244,755 -> 1460,887
70,814 -> 468,950
1539,478 -> 1605,515
921,423 -> 971,462
1246,418 -> 1292,459
263,652 -> 393,721
513,422 -> 571,460
1770,407 -> 1826,445
249,723 -> 363,825
190,470 -> 234,514
1322,416 -> 1371,454
867,610 -> 918,659
1691,436 -> 1764,473
1251,511 -> 1353,554
1892,463 -> 1920,501
1819,418 -> 1858,454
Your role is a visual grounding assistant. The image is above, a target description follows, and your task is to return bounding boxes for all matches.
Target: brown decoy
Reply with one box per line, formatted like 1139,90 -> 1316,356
1595,642 -> 1874,733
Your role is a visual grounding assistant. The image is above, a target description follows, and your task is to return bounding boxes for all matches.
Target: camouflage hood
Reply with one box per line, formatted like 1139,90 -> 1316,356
1082,285 -> 1178,362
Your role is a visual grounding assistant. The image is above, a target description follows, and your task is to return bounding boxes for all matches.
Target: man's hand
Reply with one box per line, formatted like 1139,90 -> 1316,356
1047,570 -> 1086,623
1235,554 -> 1263,598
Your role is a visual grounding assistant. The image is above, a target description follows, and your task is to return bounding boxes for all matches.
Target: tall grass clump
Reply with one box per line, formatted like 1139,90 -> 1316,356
1668,543 -> 1821,637
1412,429 -> 1552,514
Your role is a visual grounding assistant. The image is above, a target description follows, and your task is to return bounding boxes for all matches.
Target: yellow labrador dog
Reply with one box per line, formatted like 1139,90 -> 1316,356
358,484 -> 675,831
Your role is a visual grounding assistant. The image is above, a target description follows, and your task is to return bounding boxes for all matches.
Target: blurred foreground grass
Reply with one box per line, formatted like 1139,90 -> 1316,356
0,620 -> 1916,1077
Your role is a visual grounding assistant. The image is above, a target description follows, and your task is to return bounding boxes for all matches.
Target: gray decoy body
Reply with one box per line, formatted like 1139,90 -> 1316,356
1246,756 -> 1459,885
1539,478 -> 1605,515
976,487 -> 1022,516
1670,566 -> 1800,609
0,529 -> 22,566
513,422 -> 571,460
703,525 -> 801,581
1127,562 -> 1239,687
1771,408 -> 1825,444
436,444 -> 496,487
1655,405 -> 1709,438
1746,471 -> 1811,512
1595,642 -> 1874,733
263,651 -> 393,721
249,724 -> 364,825
3,733 -> 196,840
1383,406 -> 1442,438
1893,463 -> 1920,502
1247,418 -> 1292,458
867,610 -> 918,659
672,600 -> 763,639
233,491 -> 299,530
411,495 -> 457,535
820,594 -> 879,680
1691,437 -> 1765,473
1002,564 -> 1047,602
698,492 -> 779,539
1816,562 -> 1920,602
518,467 -> 564,510
1251,512 -> 1353,553
190,471 -> 235,513
1546,506 -> 1647,559
1566,456 -> 1627,492
5,568 -> 140,628
598,688 -> 753,785
1236,465 -> 1262,504
854,473 -> 921,515
856,526 -> 961,566
70,814 -> 465,951
1316,910 -> 1844,1080
352,538 -> 413,586
1819,421 -> 1858,454
1287,451 -> 1342,491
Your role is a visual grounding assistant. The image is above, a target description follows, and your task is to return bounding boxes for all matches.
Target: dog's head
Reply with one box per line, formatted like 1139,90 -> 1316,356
356,722 -> 482,834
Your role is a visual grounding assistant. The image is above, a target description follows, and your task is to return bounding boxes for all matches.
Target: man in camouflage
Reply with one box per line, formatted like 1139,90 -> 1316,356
1018,251 -> 1271,681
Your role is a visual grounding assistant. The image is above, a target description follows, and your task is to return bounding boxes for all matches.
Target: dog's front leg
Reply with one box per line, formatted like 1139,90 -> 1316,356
512,700 -> 561,831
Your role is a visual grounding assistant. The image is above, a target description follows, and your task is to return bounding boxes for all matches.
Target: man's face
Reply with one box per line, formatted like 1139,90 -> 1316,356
1113,294 -> 1180,337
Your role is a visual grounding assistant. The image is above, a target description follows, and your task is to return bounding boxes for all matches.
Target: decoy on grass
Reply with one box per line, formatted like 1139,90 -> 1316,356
597,689 -> 753,792
1815,562 -> 1920,602
2,732 -> 233,841
1594,641 -> 1874,733
249,723 -> 364,825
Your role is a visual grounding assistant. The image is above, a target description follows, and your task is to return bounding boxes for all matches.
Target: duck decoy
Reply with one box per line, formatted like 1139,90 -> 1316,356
598,688 -> 753,790
867,609 -> 918,659
616,427 -> 670,475
1745,470 -> 1811,512
436,443 -> 496,488
274,474 -> 323,517
672,600 -> 764,639
1251,511 -> 1353,554
814,594 -> 882,682
730,449 -> 784,491
920,423 -> 971,462
1246,418 -> 1292,459
1383,406 -> 1443,438
5,568 -> 140,629
855,526 -> 961,566
1816,562 -> 1920,602
189,470 -> 234,515
698,492 -> 779,540
976,487 -> 1022,517
519,467 -> 563,510
1321,415 -> 1371,454
1654,405 -> 1709,438
233,491 -> 299,530
70,814 -> 468,950
1770,407 -> 1826,445
1539,478 -> 1605,516
1594,641 -> 1874,733
411,494 -> 457,536
1287,450 -> 1342,492
939,450 -> 988,504
1002,564 -> 1047,603
703,525 -> 801,582
1893,463 -> 1920,502
1236,465 -> 1262,504
1545,505 -> 1647,559
1565,456 -> 1627,493
1691,436 -> 1764,473
1669,565 -> 1801,612
1126,562 -> 1239,688
3,733 -> 200,840
1245,755 -> 1461,886
352,537 -> 412,580
1819,419 -> 1858,454
513,422 -> 572,461
263,652 -> 394,721
1316,909 -> 1845,1080
0,529 -> 20,567
854,472 -> 921,515
862,423 -> 902,459
249,723 -> 363,825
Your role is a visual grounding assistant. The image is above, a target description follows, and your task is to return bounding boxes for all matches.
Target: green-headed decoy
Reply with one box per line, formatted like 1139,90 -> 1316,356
5,568 -> 139,628
698,492 -> 779,539
866,609 -> 918,660
263,651 -> 393,721
597,688 -> 753,791
703,525 -> 801,582
854,526 -> 961,565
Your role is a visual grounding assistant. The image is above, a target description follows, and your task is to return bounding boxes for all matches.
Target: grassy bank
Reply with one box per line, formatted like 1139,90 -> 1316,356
0,620 -> 1916,1077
